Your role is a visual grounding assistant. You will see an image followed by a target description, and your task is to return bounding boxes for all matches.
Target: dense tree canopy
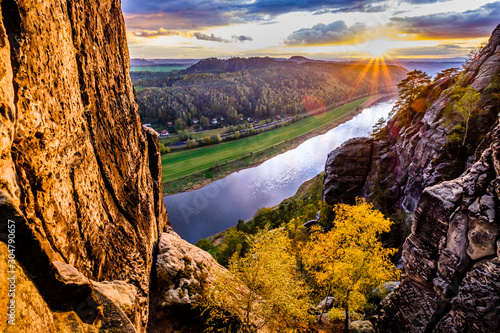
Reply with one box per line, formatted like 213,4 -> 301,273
131,58 -> 407,130
201,229 -> 313,332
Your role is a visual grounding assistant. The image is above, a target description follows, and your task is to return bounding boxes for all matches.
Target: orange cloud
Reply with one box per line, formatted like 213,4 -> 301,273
132,28 -> 180,38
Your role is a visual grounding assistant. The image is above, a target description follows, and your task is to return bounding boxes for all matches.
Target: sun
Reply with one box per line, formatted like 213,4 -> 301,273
366,39 -> 394,58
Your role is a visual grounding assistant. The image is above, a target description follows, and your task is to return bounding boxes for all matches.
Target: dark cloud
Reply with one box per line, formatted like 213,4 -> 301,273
244,0 -> 385,15
391,1 -> 500,38
190,33 -> 253,43
193,32 -> 232,43
401,0 -> 450,3
313,2 -> 388,14
232,35 -> 253,42
132,28 -> 179,38
284,21 -> 368,45
121,0 -> 386,29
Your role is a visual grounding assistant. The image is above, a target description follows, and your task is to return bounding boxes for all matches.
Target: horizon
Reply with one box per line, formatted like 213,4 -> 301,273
122,0 -> 499,61
129,55 -> 467,62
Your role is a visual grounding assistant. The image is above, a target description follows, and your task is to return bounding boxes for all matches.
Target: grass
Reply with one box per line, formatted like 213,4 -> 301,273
159,120 -> 273,145
159,127 -> 229,145
162,97 -> 369,184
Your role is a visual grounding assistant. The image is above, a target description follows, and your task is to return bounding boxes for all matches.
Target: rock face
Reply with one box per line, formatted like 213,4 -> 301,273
0,243 -> 99,333
324,24 -> 500,332
372,25 -> 500,332
0,0 -> 168,331
323,137 -> 374,204
320,24 -> 500,332
323,26 -> 500,212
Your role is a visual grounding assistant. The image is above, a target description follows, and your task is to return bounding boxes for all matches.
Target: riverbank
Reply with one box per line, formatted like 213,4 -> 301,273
163,92 -> 396,195
206,172 -> 325,246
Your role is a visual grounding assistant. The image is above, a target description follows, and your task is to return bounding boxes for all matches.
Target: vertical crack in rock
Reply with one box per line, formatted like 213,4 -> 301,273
83,110 -> 140,238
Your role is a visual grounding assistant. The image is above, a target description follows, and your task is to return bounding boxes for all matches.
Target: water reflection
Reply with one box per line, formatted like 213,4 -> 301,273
164,101 -> 395,243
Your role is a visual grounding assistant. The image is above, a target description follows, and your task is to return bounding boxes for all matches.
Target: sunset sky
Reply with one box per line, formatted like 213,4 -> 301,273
121,0 -> 500,60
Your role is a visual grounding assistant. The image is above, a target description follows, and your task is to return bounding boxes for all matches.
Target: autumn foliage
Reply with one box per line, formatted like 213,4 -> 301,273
199,199 -> 399,332
302,199 -> 400,331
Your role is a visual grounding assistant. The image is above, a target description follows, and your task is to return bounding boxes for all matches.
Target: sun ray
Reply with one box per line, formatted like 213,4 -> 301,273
371,57 -> 380,95
379,56 -> 395,88
347,57 -> 376,100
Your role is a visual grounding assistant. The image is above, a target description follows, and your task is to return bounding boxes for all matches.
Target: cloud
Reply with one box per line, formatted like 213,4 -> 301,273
123,12 -> 241,30
401,0 -> 451,3
391,1 -> 500,38
389,43 -> 469,57
284,21 -> 369,45
244,0 -> 385,15
313,2 -> 388,14
191,33 -> 253,43
121,0 -> 387,30
132,28 -> 179,38
193,32 -> 232,43
232,35 -> 253,42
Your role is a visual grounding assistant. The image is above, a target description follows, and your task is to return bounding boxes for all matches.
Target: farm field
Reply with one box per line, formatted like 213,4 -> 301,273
162,97 -> 369,182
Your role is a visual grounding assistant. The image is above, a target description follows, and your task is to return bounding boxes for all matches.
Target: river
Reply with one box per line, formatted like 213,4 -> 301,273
164,100 -> 395,243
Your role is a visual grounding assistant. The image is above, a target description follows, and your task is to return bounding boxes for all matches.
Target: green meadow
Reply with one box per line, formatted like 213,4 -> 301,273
162,97 -> 369,183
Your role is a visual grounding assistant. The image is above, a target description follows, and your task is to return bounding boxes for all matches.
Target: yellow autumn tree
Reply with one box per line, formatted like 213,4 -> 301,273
201,229 -> 314,332
301,198 -> 400,333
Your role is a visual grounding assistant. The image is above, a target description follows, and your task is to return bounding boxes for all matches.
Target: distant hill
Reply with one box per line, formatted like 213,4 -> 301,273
130,58 -> 157,66
130,58 -> 199,67
132,56 -> 407,127
186,57 -> 291,73
396,60 -> 464,78
288,56 -> 325,64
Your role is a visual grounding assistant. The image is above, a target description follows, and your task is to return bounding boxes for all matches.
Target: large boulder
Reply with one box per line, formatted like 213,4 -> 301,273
156,230 -> 223,308
349,320 -> 375,333
323,137 -> 373,205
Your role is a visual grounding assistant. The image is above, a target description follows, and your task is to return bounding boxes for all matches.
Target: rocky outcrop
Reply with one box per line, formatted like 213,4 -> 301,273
324,86 -> 466,212
148,229 -> 224,332
374,124 -> 500,332
0,0 -> 168,331
323,26 -> 500,213
349,320 -> 375,333
365,25 -> 500,332
323,137 -> 374,204
322,24 -> 500,332
155,230 -> 221,308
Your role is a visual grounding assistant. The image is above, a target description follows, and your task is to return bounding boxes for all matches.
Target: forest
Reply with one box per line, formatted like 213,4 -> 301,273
195,174 -> 400,332
131,57 -> 407,130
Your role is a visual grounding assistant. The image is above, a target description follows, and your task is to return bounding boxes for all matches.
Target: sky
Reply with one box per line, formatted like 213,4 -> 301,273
121,0 -> 500,60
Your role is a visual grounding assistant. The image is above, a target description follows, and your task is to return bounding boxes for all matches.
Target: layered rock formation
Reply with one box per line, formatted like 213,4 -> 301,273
323,24 -> 500,332
0,0 -> 170,331
324,25 -> 500,212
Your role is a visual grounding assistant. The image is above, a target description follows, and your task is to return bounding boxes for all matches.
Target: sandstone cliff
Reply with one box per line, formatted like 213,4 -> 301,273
0,1 -> 171,331
324,26 -> 500,212
323,24 -> 500,332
